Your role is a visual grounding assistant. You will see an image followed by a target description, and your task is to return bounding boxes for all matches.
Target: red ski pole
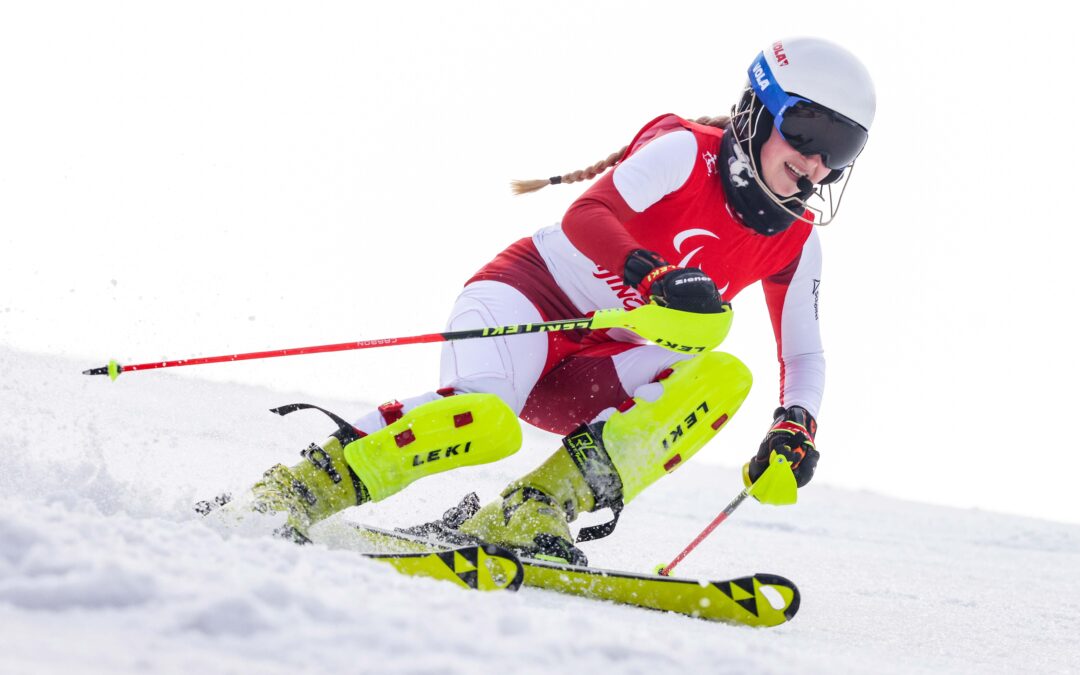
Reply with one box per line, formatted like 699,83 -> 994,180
83,303 -> 735,382
658,453 -> 798,577
82,315 -> 599,381
658,484 -> 754,576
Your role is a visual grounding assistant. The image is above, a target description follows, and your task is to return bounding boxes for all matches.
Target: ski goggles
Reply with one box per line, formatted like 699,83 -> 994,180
749,53 -> 869,170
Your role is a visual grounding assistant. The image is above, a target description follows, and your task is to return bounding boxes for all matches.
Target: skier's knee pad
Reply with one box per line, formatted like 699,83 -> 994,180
600,352 -> 752,504
343,393 -> 522,502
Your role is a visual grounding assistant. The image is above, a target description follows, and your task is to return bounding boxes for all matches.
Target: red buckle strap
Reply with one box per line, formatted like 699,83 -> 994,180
378,400 -> 405,425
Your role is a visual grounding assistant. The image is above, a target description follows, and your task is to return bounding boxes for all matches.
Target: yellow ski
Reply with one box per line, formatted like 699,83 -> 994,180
339,525 -> 799,627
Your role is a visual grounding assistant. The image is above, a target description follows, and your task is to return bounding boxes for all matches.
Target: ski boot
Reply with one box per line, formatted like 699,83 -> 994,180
247,436 -> 361,542
199,433 -> 363,542
399,433 -> 609,566
457,445 -> 602,565
202,393 -> 522,542
454,352 -> 754,564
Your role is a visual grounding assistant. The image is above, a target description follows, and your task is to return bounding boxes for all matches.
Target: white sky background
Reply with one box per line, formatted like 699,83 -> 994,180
2,1 -> 1077,524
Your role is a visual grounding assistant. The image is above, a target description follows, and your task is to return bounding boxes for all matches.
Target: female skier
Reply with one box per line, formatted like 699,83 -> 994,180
221,36 -> 876,565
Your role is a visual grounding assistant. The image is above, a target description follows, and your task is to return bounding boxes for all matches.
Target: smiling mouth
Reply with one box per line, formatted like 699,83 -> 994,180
784,162 -> 808,182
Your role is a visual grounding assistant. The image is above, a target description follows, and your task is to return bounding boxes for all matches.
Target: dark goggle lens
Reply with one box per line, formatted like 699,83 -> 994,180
778,102 -> 868,170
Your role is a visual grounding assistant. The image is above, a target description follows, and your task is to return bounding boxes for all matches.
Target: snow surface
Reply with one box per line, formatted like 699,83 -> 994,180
2,345 -> 1079,675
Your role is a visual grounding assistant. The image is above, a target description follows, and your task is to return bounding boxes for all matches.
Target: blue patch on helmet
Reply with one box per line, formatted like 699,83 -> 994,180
748,52 -> 790,117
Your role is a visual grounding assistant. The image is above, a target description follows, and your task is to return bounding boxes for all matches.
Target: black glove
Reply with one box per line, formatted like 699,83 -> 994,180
622,249 -> 726,314
746,406 -> 820,488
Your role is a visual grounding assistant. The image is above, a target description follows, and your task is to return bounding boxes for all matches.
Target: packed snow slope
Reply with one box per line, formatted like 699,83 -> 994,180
1,345 -> 1078,675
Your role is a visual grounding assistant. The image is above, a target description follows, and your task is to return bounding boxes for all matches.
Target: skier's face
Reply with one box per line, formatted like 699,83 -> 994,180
759,126 -> 832,197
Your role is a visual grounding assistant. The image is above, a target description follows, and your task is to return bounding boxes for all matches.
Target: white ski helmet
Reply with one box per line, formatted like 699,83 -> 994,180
731,36 -> 876,223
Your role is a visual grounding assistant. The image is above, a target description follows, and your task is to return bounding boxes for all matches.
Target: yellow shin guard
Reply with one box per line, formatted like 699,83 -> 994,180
344,393 -> 522,503
557,351 -> 752,540
600,351 -> 752,503
461,352 -> 753,548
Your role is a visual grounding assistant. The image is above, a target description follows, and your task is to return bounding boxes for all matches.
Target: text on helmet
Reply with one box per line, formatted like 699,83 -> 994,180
772,41 -> 789,67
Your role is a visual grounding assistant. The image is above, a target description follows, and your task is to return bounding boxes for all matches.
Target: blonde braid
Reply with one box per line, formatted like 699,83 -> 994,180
510,114 -> 731,195
510,148 -> 626,195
